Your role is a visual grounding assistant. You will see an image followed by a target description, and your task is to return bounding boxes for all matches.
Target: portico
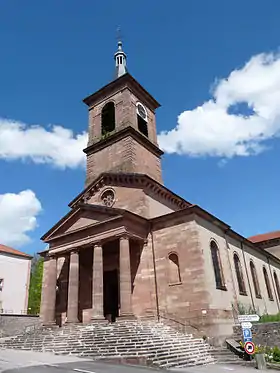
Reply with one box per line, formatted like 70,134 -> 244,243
40,203 -> 149,326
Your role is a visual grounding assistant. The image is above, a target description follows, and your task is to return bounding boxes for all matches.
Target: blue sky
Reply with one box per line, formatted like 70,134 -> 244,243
1,0 -> 280,255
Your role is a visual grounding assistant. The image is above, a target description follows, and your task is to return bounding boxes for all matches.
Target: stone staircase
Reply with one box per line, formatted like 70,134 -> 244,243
0,319 -> 216,369
210,346 -> 244,365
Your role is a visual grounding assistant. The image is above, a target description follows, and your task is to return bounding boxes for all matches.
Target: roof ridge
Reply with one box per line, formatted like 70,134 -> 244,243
0,244 -> 32,258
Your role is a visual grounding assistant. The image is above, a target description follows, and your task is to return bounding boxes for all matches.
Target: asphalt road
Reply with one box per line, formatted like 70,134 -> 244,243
0,349 -> 161,373
3,360 -> 161,373
1,349 -> 279,373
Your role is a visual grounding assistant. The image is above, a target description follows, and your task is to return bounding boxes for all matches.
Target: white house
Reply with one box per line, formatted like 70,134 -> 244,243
0,244 -> 32,314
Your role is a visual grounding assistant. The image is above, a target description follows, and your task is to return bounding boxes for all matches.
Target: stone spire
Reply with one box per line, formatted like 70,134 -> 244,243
114,39 -> 128,79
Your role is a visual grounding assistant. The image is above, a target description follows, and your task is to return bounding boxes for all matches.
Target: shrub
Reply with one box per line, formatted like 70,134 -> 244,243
273,347 -> 280,363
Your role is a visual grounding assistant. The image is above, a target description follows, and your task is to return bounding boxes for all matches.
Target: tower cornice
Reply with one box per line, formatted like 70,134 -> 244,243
83,73 -> 161,112
83,125 -> 163,157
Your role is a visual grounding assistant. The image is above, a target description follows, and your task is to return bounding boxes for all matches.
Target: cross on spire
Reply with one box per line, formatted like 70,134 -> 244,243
116,26 -> 122,43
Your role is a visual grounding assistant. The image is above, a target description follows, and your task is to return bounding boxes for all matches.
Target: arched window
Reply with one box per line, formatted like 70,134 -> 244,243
250,261 -> 261,298
233,253 -> 247,295
101,102 -> 115,136
273,271 -> 280,301
263,267 -> 274,301
210,241 -> 225,290
168,253 -> 181,284
136,102 -> 148,137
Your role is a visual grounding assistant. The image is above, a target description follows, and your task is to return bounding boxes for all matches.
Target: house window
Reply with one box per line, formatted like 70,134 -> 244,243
210,241 -> 226,290
250,261 -> 261,298
233,253 -> 247,295
101,101 -> 115,135
168,253 -> 181,285
263,267 -> 274,301
274,271 -> 280,301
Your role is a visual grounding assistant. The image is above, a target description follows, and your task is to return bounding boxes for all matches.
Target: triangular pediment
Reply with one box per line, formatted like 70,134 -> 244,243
68,173 -> 191,213
41,204 -> 123,242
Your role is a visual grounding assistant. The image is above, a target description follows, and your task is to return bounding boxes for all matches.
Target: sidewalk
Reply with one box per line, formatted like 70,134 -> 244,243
170,362 -> 279,372
0,349 -> 89,372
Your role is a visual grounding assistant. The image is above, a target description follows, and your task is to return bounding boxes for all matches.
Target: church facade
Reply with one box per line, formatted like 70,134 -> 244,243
39,41 -> 280,338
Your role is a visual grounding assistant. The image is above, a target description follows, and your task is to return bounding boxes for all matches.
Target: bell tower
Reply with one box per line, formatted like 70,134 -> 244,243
83,40 -> 164,187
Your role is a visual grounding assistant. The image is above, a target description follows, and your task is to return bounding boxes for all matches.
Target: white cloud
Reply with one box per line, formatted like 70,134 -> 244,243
0,190 -> 42,247
0,119 -> 88,168
158,52 -> 280,159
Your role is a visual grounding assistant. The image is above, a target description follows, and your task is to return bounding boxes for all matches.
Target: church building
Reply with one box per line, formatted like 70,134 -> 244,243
39,41 -> 280,338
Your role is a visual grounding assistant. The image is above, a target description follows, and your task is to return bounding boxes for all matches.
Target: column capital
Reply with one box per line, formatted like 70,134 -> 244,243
119,234 -> 129,241
70,248 -> 79,255
94,242 -> 102,248
48,254 -> 57,260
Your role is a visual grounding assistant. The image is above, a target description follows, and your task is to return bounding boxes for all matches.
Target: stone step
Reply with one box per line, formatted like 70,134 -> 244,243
1,342 -> 210,352
161,355 -> 215,368
0,320 -> 215,368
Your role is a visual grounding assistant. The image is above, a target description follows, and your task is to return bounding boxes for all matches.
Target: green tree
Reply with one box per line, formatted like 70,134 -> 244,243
27,254 -> 44,315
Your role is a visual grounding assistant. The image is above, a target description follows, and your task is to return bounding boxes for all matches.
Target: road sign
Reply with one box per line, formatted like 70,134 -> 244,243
244,341 -> 255,355
243,328 -> 252,339
238,314 -> 260,323
241,322 -> 252,329
243,328 -> 252,341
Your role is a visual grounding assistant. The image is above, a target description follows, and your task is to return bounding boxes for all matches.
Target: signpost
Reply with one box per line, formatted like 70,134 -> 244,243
241,322 -> 252,329
237,314 -> 258,360
238,314 -> 260,323
244,341 -> 255,355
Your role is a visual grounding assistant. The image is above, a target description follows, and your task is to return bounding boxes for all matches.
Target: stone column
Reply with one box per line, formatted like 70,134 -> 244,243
66,250 -> 79,323
40,255 -> 57,325
92,243 -> 104,320
119,235 -> 133,317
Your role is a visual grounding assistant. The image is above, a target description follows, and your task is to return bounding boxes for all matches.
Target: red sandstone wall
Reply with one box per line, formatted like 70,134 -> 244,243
88,185 -> 148,217
88,185 -> 178,219
86,136 -> 162,186
131,239 -> 157,317
151,220 -> 210,329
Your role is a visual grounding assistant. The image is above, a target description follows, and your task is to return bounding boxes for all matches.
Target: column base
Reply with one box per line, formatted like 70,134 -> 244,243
118,313 -> 136,320
42,321 -> 57,327
91,315 -> 107,323
65,319 -> 80,324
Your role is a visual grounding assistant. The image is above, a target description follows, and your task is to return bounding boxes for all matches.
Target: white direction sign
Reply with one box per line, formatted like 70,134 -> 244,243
241,322 -> 252,329
238,314 -> 260,323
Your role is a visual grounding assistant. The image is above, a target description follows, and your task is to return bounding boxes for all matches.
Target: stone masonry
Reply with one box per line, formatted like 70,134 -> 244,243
0,319 -> 216,369
17,41 -> 280,360
233,322 -> 280,347
0,314 -> 39,338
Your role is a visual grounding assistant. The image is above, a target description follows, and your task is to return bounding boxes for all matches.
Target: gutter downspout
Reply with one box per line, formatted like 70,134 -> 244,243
150,228 -> 160,322
267,257 -> 280,312
241,241 -> 256,312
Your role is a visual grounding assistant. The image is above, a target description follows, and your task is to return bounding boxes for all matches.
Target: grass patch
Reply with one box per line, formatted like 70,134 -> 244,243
258,313 -> 280,323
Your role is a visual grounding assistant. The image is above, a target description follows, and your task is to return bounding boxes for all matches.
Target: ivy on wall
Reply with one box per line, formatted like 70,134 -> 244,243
27,255 -> 43,315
